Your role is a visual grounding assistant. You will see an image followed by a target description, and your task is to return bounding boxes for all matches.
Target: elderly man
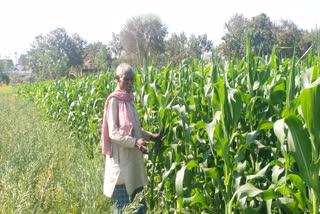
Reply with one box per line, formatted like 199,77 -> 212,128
101,63 -> 160,214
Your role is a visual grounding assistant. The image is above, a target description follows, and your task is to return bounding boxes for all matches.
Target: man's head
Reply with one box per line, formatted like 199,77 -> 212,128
116,63 -> 135,92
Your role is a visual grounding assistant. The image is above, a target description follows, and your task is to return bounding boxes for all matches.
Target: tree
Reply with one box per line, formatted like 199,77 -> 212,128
83,42 -> 112,73
219,14 -> 249,59
164,33 -> 213,65
164,32 -> 188,65
43,48 -> 69,79
18,54 -> 28,70
93,47 -> 112,72
0,59 -> 14,73
187,34 -> 213,59
219,13 -> 309,60
27,35 -> 48,78
46,28 -> 85,67
0,59 -> 13,85
120,14 -> 168,66
0,72 -> 10,85
297,30 -> 314,57
108,33 -> 123,60
248,13 -> 276,56
27,28 -> 86,79
274,20 -> 303,58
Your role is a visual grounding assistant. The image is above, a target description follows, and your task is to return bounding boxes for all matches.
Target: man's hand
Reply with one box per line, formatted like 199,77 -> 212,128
150,133 -> 161,141
135,138 -> 148,154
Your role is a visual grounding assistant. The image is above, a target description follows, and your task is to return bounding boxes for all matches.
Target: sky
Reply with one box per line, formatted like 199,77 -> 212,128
1,0 -> 319,62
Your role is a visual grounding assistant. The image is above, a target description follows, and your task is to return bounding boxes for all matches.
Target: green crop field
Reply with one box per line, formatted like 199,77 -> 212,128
3,41 -> 320,213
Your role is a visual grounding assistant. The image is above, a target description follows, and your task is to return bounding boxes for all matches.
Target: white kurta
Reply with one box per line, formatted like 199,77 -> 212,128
103,97 -> 151,197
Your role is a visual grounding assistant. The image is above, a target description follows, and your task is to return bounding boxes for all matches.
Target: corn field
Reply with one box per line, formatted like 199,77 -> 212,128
17,40 -> 320,213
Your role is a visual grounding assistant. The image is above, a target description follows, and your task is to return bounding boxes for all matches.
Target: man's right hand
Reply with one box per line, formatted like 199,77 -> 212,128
135,138 -> 148,154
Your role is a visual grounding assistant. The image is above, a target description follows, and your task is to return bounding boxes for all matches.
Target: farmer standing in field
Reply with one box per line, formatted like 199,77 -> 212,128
101,63 -> 160,214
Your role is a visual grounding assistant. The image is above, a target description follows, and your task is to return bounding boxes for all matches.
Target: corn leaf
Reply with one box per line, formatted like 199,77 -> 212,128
285,116 -> 312,186
300,85 -> 320,151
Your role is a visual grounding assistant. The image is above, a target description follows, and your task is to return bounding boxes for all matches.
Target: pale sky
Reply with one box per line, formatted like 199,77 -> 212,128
1,0 -> 319,61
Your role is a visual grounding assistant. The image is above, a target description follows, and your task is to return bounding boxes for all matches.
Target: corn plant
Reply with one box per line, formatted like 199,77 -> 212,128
16,43 -> 320,213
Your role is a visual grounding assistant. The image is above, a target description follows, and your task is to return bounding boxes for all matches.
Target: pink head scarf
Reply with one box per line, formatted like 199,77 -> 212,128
100,87 -> 134,156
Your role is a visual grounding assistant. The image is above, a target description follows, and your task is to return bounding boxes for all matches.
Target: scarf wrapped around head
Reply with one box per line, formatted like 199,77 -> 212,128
100,87 -> 134,156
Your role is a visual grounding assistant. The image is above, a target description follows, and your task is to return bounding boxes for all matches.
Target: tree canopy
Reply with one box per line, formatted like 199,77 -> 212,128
120,14 -> 168,66
27,28 -> 86,79
218,13 -> 315,59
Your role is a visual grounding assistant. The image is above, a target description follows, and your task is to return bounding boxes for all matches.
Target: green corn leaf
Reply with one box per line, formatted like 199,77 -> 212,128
277,197 -> 297,213
274,116 -> 313,186
227,87 -> 242,128
190,192 -> 209,209
210,62 -> 219,84
285,116 -> 312,186
186,160 -> 198,170
246,32 -> 254,96
261,188 -> 277,201
176,160 -> 200,193
285,52 -> 296,115
203,167 -> 220,179
205,111 -> 221,143
300,85 -> 320,151
146,82 -> 158,108
175,165 -> 187,198
258,121 -> 274,130
271,163 -> 284,183
236,183 -> 263,198
218,77 -> 232,137
287,174 -> 307,198
246,130 -> 259,144
176,160 -> 200,198
246,164 -> 269,180
157,162 -> 176,192
274,119 -> 287,148
302,67 -> 316,88
229,183 -> 263,212
293,192 -> 308,212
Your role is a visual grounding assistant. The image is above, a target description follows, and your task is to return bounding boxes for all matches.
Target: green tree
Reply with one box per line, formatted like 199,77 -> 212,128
297,30 -> 314,57
164,32 -> 188,65
164,33 -> 213,65
187,33 -> 213,60
219,14 -> 249,59
93,48 -> 112,72
27,28 -> 86,79
0,59 -> 14,72
248,13 -> 276,56
47,28 -> 85,67
108,33 -> 123,60
83,42 -> 112,73
0,59 -> 13,84
120,14 -> 168,66
44,48 -> 69,79
274,20 -> 303,58
18,54 -> 29,70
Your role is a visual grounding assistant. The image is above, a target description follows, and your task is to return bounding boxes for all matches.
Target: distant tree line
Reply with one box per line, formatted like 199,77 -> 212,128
18,13 -> 318,80
218,13 -> 317,60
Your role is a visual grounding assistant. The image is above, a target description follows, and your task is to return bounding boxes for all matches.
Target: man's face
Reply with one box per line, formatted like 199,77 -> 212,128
118,71 -> 134,92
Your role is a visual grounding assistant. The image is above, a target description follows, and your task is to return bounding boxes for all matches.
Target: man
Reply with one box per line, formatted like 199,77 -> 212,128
101,63 -> 160,213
